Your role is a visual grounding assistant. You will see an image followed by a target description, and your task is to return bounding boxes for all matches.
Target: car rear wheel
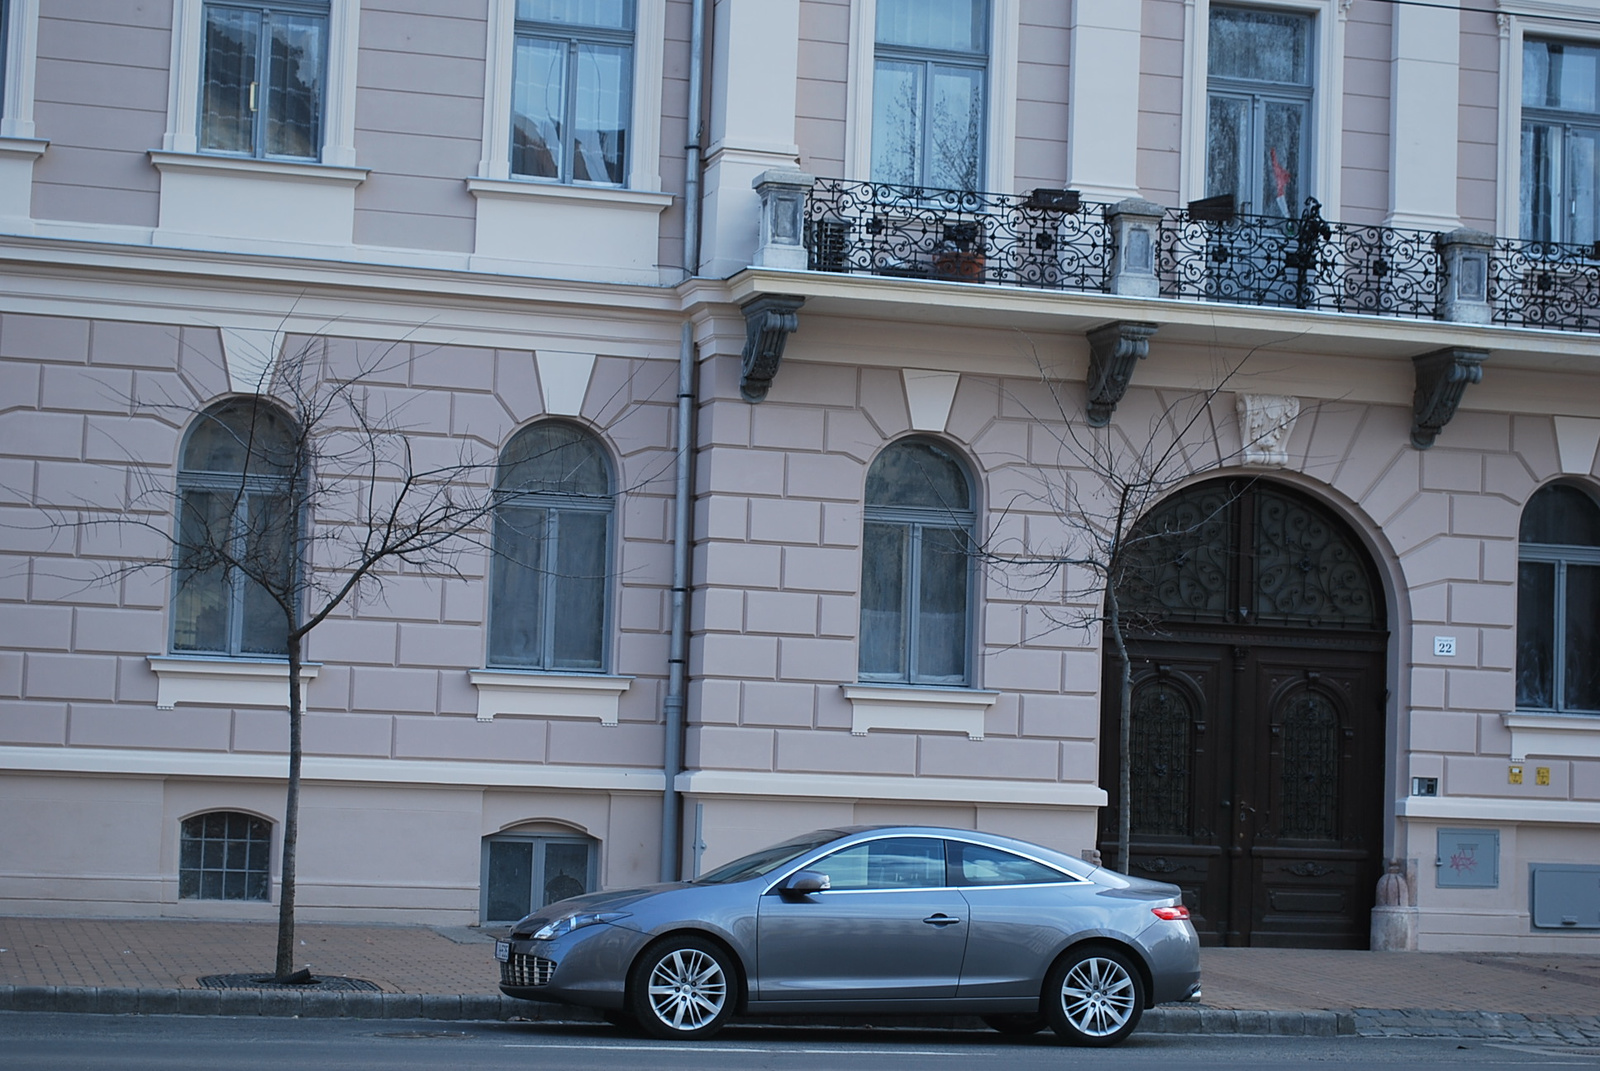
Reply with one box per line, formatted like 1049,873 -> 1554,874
981,1013 -> 1049,1035
1042,946 -> 1144,1046
627,936 -> 735,1040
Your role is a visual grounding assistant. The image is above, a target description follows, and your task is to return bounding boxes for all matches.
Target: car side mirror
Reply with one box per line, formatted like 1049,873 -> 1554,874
778,870 -> 830,898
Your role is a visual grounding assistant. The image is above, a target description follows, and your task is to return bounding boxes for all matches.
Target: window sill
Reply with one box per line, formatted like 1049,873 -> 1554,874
464,177 -> 673,284
842,685 -> 1000,740
468,670 -> 634,725
148,655 -> 321,711
1504,711 -> 1600,762
149,151 -> 368,185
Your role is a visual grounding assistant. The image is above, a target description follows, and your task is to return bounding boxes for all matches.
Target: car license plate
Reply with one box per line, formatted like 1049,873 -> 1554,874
495,940 -> 510,962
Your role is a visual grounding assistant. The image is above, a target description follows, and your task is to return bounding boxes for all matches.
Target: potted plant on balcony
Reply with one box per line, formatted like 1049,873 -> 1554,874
933,221 -> 986,282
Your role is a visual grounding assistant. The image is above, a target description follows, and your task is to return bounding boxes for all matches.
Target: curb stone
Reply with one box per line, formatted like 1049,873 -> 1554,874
3,985 -> 1599,1040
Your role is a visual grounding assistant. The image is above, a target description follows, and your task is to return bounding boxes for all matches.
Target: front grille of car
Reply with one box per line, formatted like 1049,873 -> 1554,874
501,952 -> 556,987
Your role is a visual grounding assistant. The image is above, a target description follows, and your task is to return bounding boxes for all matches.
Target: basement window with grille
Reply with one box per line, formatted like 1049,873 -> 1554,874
179,811 -> 272,901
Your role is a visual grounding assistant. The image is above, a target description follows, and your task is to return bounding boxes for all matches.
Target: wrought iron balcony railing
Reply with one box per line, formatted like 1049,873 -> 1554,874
804,179 -> 1112,293
800,178 -> 1600,335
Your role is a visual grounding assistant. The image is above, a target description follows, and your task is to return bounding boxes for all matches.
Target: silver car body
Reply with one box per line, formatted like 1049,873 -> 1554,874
497,826 -> 1201,1021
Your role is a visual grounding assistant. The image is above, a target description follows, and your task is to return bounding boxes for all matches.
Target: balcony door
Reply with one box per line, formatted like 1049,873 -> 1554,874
1098,479 -> 1388,948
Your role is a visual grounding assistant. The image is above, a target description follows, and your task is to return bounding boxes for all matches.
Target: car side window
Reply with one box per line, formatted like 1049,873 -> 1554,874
947,841 -> 1071,887
814,837 -> 946,890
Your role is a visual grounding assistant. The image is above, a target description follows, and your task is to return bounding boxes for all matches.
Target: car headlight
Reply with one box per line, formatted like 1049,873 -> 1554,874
530,911 -> 630,940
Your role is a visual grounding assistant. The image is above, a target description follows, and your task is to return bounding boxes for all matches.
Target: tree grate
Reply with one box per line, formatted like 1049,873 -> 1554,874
198,973 -> 381,991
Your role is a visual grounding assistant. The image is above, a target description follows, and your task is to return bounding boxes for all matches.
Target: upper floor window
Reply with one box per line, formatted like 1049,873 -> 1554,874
180,811 -> 272,900
489,422 -> 613,671
871,0 -> 988,192
1517,483 -> 1600,714
172,400 -> 299,658
859,438 -> 974,686
511,0 -> 633,185
1206,5 -> 1313,217
200,1 -> 328,160
1522,38 -> 1600,246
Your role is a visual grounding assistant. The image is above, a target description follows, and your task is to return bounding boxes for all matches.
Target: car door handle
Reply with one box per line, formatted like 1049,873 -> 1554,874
923,913 -> 962,927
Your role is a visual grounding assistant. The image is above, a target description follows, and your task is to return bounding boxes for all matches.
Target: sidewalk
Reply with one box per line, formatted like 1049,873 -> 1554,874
2,915 -> 1599,1041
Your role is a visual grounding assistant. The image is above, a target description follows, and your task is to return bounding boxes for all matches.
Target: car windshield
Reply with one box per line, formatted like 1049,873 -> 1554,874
692,829 -> 843,884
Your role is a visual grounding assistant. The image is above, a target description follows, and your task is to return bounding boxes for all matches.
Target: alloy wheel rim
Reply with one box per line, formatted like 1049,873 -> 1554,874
646,948 -> 727,1031
1059,957 -> 1136,1037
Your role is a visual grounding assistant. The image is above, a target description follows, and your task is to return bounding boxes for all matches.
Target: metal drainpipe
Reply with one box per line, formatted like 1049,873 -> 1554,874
661,0 -> 706,884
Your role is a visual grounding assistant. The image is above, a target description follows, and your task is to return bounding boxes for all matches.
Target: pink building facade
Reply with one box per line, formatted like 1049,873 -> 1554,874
2,0 -> 1599,951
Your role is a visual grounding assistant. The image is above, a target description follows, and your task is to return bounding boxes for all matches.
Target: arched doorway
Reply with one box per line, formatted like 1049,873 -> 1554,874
1097,478 -> 1388,948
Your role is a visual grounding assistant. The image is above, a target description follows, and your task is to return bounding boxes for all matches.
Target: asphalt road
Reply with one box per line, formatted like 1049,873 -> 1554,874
2,1014 -> 1599,1071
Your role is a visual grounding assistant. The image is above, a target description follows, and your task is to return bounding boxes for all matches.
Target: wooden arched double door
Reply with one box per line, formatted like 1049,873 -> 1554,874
1097,479 -> 1388,948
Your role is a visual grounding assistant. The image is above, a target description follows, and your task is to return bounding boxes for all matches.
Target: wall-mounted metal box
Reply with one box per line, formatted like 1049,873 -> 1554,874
1530,864 -> 1600,930
1436,828 -> 1499,888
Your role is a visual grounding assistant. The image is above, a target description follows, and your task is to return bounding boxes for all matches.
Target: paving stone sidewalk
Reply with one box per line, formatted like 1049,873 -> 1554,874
2,916 -> 1599,1040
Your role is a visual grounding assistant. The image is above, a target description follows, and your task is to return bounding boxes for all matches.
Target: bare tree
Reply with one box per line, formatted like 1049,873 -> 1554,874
47,336 -> 510,980
980,350 -> 1300,873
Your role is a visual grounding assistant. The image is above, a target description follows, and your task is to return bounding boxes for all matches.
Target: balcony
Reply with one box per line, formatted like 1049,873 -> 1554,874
796,178 -> 1600,335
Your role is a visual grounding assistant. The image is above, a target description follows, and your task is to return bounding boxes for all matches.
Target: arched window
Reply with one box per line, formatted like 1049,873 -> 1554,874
489,422 -> 613,670
180,811 -> 272,900
859,438 -> 975,685
1517,483 -> 1600,712
172,399 -> 298,656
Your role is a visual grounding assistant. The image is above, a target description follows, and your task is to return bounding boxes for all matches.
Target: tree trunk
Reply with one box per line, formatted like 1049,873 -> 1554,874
1106,590 -> 1133,874
274,629 -> 303,980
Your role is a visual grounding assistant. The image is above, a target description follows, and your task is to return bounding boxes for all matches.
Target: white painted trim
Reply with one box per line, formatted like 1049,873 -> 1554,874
464,177 -> 673,210
149,152 -> 367,187
1504,712 -> 1600,762
0,744 -> 666,792
162,0 -> 360,165
901,369 -> 961,432
1553,416 -> 1600,475
535,350 -> 597,416
475,0 -> 665,191
843,0 -> 1020,192
842,684 -> 999,740
0,136 -> 45,223
676,768 -> 1107,808
1,0 -> 40,139
1494,5 -> 1600,238
149,152 -> 368,251
468,670 -> 633,725
1066,0 -> 1144,202
465,178 -> 673,282
1179,0 -> 1345,214
146,656 -> 321,710
1385,0 -> 1462,230
1398,794 -> 1600,824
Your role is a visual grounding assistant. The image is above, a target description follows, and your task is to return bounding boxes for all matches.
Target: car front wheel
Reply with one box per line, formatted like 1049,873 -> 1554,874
627,936 -> 735,1040
1042,946 -> 1144,1046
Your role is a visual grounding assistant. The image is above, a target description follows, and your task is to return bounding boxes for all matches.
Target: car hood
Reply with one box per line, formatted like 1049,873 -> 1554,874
510,882 -> 692,935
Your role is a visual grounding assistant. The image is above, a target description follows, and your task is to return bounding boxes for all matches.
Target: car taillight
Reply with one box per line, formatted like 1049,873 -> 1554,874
1152,906 -> 1190,921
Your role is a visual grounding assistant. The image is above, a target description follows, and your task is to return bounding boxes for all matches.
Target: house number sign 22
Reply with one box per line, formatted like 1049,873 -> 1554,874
1434,636 -> 1456,657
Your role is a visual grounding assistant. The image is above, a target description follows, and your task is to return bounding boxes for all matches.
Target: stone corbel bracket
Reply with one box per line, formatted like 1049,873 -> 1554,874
1411,347 -> 1485,449
1085,320 -> 1159,427
739,294 -> 805,403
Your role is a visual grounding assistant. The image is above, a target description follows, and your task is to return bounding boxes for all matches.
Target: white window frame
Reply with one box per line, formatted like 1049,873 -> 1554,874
844,0 -> 1018,192
163,0 -> 360,166
1179,0 -> 1345,214
487,421 -> 617,675
1,0 -> 39,139
857,438 -> 978,689
477,0 -> 664,191
1496,4 -> 1600,239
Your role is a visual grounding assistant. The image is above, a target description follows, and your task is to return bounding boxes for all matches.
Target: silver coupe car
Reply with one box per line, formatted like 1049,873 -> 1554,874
495,825 -> 1201,1045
